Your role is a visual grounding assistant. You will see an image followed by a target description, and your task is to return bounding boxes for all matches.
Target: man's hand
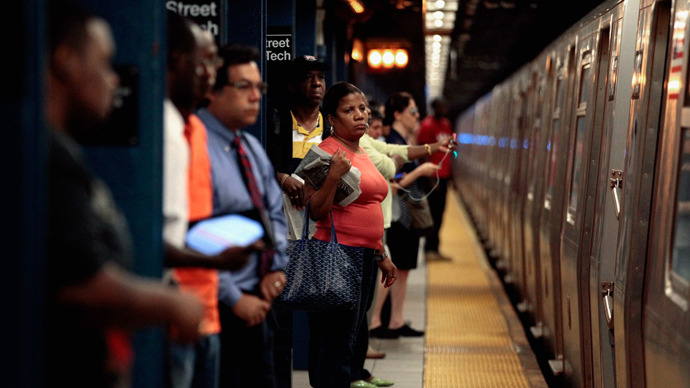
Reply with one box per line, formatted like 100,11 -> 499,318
213,239 -> 264,271
169,291 -> 205,343
260,271 -> 287,302
231,294 -> 271,327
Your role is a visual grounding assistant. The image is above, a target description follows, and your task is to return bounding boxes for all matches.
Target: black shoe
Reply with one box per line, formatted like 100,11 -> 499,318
370,326 -> 400,339
391,324 -> 424,337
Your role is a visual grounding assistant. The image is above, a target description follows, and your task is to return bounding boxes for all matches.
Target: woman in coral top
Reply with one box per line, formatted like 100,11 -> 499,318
302,82 -> 397,388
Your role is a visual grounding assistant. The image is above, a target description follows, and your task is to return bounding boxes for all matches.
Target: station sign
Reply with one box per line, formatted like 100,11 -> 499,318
266,26 -> 293,63
165,0 -> 223,46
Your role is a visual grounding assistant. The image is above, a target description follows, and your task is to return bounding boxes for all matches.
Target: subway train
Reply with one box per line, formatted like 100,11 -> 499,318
451,0 -> 690,386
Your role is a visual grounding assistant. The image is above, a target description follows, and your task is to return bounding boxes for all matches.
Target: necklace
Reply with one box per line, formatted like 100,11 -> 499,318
294,111 -> 320,132
296,118 -> 320,131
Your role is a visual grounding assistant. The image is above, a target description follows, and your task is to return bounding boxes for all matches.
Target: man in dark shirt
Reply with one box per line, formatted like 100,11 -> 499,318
45,2 -> 203,386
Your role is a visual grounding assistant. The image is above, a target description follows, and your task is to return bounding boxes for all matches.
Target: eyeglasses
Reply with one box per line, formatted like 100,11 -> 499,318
227,80 -> 268,94
408,107 -> 419,115
202,57 -> 224,68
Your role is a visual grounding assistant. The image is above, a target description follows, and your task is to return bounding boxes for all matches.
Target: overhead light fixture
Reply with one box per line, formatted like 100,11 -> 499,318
368,50 -> 383,68
382,50 -> 395,68
395,49 -> 409,67
351,39 -> 364,61
424,0 -> 458,99
348,0 -> 365,14
367,48 -> 409,70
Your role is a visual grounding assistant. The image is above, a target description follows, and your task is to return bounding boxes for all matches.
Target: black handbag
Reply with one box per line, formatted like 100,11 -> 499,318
406,195 -> 433,231
276,202 -> 363,312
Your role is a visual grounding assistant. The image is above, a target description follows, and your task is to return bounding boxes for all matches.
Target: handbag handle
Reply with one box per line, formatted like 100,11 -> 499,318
302,201 -> 339,244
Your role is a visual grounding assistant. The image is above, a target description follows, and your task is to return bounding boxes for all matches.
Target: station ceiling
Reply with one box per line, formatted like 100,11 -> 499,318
343,0 -> 607,118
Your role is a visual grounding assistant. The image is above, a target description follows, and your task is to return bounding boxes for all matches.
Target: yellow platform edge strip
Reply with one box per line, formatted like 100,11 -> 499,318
423,189 -> 549,388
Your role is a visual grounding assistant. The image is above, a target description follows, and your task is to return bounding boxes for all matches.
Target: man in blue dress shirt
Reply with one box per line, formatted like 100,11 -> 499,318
198,44 -> 289,388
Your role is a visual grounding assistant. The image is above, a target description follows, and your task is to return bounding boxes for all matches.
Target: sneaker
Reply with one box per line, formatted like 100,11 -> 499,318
391,324 -> 424,337
369,326 -> 399,339
367,376 -> 395,386
350,380 -> 377,388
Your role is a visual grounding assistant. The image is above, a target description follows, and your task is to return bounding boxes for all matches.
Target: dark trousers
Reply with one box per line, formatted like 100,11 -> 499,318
218,299 -> 276,388
350,257 -> 379,381
270,303 -> 293,388
424,178 -> 449,253
306,251 -> 376,388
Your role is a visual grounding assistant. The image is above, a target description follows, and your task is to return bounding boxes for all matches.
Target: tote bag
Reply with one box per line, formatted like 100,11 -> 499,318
276,203 -> 363,312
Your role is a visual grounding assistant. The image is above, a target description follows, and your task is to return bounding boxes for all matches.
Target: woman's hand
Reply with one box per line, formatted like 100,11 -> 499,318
378,258 -> 397,288
416,162 -> 441,177
431,137 -> 455,154
281,174 -> 305,210
328,149 -> 351,180
305,148 -> 350,221
390,154 -> 405,170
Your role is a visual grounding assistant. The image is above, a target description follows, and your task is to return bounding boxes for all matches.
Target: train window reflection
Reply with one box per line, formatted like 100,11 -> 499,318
545,76 -> 565,205
569,116 -> 586,216
579,52 -> 592,107
568,61 -> 591,218
546,119 -> 560,202
579,70 -> 591,106
608,56 -> 618,101
670,129 -> 690,284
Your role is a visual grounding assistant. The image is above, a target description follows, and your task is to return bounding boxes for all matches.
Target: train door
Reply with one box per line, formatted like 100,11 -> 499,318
641,2 -> 689,386
476,101 -> 491,245
611,1 -> 670,387
498,87 -> 516,274
522,69 -> 548,329
540,46 -> 574,379
560,27 -> 601,387
586,3 -> 635,388
507,85 -> 529,299
578,15 -> 620,388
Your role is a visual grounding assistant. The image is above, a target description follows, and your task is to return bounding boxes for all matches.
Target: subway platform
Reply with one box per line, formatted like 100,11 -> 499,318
292,189 -> 548,387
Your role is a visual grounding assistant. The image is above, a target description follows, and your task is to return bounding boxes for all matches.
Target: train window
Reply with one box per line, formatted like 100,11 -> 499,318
567,60 -> 592,218
528,82 -> 544,197
545,74 -> 566,206
556,73 -> 567,109
670,129 -> 690,289
568,116 -> 587,217
578,51 -> 592,107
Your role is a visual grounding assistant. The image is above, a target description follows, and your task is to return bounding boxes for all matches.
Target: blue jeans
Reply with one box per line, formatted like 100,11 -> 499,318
169,334 -> 221,388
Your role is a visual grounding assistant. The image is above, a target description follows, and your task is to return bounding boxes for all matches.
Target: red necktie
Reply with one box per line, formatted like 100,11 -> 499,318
232,135 -> 274,277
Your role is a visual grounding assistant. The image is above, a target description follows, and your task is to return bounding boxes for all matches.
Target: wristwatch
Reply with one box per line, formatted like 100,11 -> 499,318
374,250 -> 388,262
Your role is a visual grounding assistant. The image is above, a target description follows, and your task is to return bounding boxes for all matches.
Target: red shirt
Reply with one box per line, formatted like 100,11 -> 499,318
313,137 -> 388,251
174,114 -> 220,335
417,115 -> 453,178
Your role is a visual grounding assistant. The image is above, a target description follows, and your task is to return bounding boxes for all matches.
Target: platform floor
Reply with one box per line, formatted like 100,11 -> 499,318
292,190 -> 547,387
